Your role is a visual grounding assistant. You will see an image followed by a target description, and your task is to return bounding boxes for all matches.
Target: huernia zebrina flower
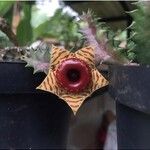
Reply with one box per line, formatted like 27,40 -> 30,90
37,45 -> 109,114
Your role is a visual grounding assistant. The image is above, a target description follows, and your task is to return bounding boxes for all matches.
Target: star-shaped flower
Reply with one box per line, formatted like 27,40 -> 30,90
37,45 -> 108,114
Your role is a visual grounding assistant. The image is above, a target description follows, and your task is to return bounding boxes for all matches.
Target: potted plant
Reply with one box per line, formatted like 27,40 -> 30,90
108,2 -> 150,149
79,2 -> 150,149
1,1 -> 147,149
74,10 -> 136,149
0,2 -> 118,148
77,3 -> 150,148
0,1 -> 83,148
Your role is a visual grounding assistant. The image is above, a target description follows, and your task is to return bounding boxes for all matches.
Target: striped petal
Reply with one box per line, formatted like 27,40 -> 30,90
91,68 -> 109,90
75,46 -> 95,67
50,45 -> 70,69
37,45 -> 109,115
36,70 -> 60,95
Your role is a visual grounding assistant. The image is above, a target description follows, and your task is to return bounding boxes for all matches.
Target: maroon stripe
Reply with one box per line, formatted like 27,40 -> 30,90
101,78 -> 105,86
81,49 -> 94,58
52,50 -> 57,56
70,104 -> 79,108
43,81 -> 47,90
95,72 -> 100,84
66,99 -> 82,103
50,74 -> 54,84
47,76 -> 52,91
77,52 -> 93,64
51,50 -> 67,64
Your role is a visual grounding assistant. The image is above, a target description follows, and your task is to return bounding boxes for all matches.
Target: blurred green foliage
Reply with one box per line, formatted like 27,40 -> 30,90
0,31 -> 13,48
17,3 -> 33,45
0,1 -> 14,17
2,1 -> 147,65
33,9 -> 82,49
0,1 -> 81,49
130,2 -> 150,64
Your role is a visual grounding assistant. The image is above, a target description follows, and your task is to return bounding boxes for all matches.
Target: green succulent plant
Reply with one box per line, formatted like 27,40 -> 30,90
78,10 -> 132,66
20,10 -> 137,73
2,1 -> 146,75
21,41 -> 50,74
130,1 -> 150,64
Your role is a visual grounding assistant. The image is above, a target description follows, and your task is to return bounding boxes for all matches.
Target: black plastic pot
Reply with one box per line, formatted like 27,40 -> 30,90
109,65 -> 150,149
0,62 -> 72,149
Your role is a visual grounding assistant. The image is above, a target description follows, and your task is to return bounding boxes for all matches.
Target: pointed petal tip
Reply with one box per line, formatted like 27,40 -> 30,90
51,44 -> 57,50
84,45 -> 95,51
102,78 -> 109,87
36,86 -> 41,90
36,86 -> 39,90
73,110 -> 77,115
105,80 -> 109,86
87,45 -> 95,49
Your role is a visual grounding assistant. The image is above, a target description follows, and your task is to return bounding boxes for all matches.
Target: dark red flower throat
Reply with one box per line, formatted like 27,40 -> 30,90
56,58 -> 91,93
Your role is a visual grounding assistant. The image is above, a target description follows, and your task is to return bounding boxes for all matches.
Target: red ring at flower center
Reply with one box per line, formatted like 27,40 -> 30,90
56,58 -> 91,93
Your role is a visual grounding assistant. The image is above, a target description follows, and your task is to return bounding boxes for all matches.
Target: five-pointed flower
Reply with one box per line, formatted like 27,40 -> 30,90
37,45 -> 109,114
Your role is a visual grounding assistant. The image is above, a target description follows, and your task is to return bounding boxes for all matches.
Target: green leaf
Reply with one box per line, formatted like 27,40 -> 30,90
127,51 -> 136,60
33,9 -> 64,40
130,1 -> 150,64
0,1 -> 14,16
33,8 -> 81,50
17,3 -> 33,46
0,31 -> 13,48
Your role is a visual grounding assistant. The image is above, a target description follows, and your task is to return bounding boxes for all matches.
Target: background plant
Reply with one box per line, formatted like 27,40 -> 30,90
0,1 -> 143,74
130,1 -> 150,64
0,1 -> 83,73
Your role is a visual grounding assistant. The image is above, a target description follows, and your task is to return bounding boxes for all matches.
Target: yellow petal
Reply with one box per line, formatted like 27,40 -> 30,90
37,70 -> 60,95
50,45 -> 70,69
75,46 -> 95,67
60,92 -> 89,115
37,45 -> 109,115
91,69 -> 109,91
